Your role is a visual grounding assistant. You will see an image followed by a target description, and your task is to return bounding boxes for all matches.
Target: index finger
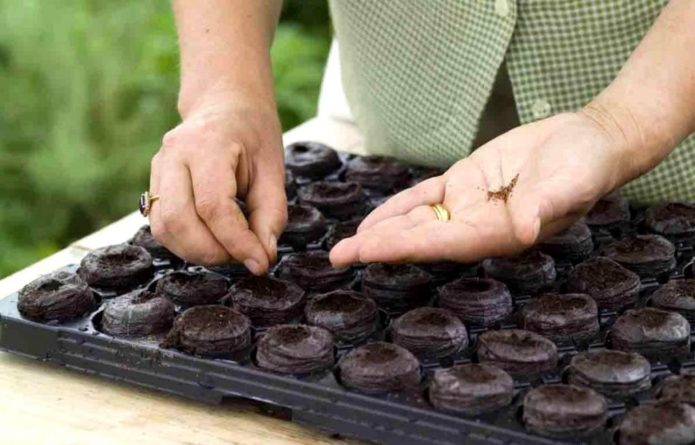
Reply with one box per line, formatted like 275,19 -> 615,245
334,197 -> 525,265
338,216 -> 516,265
188,154 -> 270,275
150,157 -> 234,265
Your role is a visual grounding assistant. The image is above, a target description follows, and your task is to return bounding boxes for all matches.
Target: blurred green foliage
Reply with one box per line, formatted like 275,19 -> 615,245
0,0 -> 331,277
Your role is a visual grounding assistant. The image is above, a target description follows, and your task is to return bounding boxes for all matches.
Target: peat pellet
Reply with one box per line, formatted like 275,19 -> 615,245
285,170 -> 297,200
205,263 -> 250,278
298,181 -> 367,219
566,350 -> 651,398
618,401 -> 695,445
645,202 -> 695,238
651,279 -> 695,323
482,250 -> 556,295
391,307 -> 468,358
566,256 -> 640,310
226,275 -> 306,327
421,261 -> 479,286
129,225 -> 177,261
276,251 -> 354,293
585,190 -> 630,229
78,244 -> 153,290
369,194 -> 391,207
520,293 -> 599,341
344,155 -> 411,192
428,364 -> 514,415
256,324 -> 334,375
338,342 -> 420,393
304,290 -> 378,343
17,270 -> 96,323
101,289 -> 175,336
538,220 -> 594,263
285,141 -> 341,179
477,329 -> 558,376
609,307 -> 691,360
362,263 -> 432,312
155,271 -> 228,307
279,204 -> 327,250
324,218 -> 361,251
522,384 -> 607,438
602,234 -> 676,278
408,166 -> 445,186
437,277 -> 512,326
161,305 -> 251,357
659,374 -> 695,406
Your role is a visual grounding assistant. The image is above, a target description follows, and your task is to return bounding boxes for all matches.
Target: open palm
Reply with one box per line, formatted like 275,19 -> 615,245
330,112 -> 628,266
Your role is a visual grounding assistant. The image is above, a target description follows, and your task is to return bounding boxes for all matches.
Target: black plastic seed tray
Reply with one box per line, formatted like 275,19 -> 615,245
2,150 -> 695,445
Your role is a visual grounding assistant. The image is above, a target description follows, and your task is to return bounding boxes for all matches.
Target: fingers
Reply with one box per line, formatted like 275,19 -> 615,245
188,149 -> 270,275
357,176 -> 446,232
333,215 -> 509,265
150,156 -> 233,265
330,206 -> 434,265
245,154 -> 288,263
332,191 -> 581,267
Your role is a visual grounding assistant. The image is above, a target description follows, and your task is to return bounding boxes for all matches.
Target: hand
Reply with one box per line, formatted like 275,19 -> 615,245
149,99 -> 287,274
330,111 -> 631,266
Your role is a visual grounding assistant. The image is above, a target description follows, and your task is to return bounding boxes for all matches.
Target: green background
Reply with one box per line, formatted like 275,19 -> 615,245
0,0 -> 331,277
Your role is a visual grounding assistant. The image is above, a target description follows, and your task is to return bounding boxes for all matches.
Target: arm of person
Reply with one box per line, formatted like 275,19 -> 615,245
330,0 -> 695,266
150,0 -> 286,275
584,0 -> 695,183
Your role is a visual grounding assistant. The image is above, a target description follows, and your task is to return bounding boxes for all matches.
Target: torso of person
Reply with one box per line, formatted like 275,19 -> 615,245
329,0 -> 695,203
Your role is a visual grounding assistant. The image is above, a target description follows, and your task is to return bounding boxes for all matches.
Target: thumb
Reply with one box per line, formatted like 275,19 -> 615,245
245,157 -> 288,263
508,177 -> 590,246
507,178 -> 558,247
508,193 -> 542,247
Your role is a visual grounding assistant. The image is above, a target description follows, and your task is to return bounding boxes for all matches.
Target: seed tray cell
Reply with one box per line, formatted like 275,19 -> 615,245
2,148 -> 695,445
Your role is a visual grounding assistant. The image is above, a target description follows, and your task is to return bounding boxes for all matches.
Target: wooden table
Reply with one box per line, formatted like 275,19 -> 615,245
0,117 -> 368,445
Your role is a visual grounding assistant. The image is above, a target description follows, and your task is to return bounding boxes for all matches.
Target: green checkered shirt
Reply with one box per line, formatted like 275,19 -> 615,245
329,0 -> 695,203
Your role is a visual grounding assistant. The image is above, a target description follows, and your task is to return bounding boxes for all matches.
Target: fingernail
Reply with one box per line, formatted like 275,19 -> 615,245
268,234 -> 277,254
244,259 -> 263,275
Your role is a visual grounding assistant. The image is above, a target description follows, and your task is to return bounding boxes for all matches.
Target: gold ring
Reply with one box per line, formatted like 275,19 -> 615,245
431,203 -> 451,222
139,191 -> 160,217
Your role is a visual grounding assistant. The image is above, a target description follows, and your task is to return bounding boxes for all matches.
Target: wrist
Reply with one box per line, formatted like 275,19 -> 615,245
178,54 -> 276,119
178,84 -> 277,121
579,97 -> 643,187
581,88 -> 680,187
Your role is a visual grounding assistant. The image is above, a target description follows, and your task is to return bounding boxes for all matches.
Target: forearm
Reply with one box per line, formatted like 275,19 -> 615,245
173,0 -> 283,117
585,0 -> 695,185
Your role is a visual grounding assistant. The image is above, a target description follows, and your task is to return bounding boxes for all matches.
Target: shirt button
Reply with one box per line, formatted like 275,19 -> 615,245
531,99 -> 552,119
494,0 -> 510,18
